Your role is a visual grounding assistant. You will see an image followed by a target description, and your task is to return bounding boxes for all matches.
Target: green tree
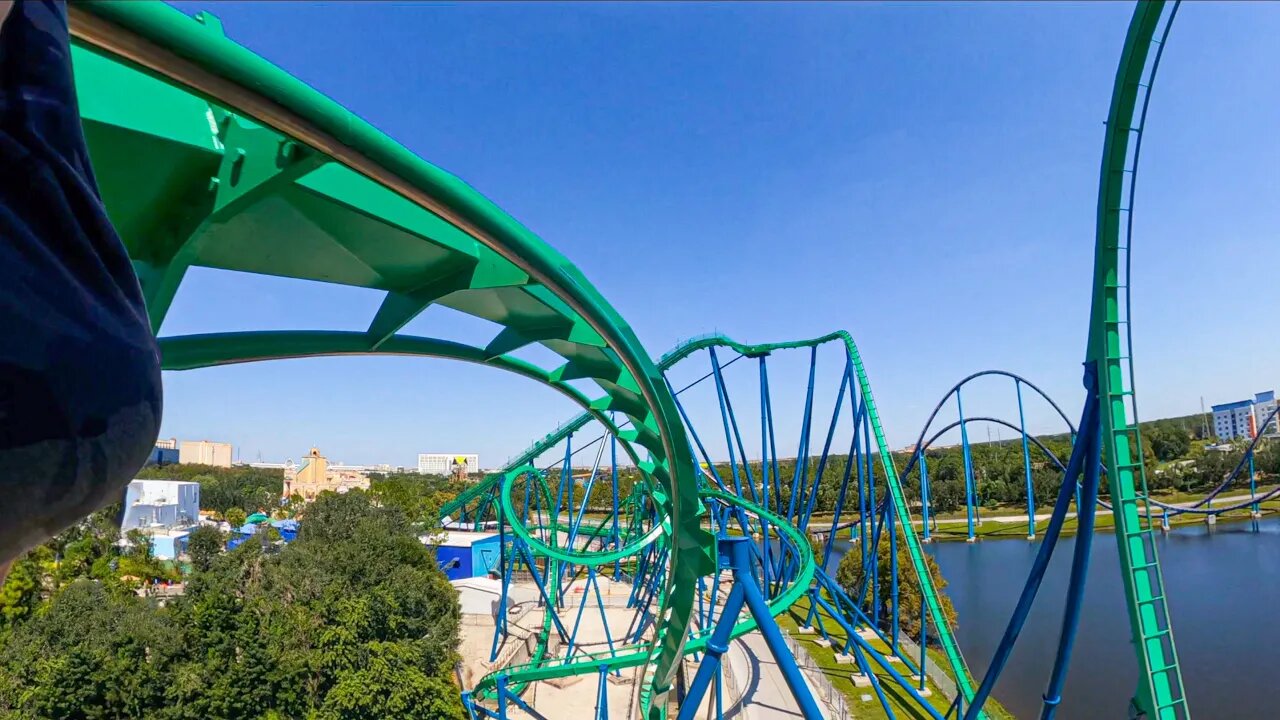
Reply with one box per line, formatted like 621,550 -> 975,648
0,558 -> 41,628
0,487 -> 466,720
1148,426 -> 1191,462
318,643 -> 465,720
0,580 -> 183,718
186,525 -> 225,572
835,531 -> 956,639
225,507 -> 247,529
125,528 -> 154,562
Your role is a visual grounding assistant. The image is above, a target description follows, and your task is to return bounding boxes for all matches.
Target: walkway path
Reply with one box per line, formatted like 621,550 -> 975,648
723,632 -> 830,720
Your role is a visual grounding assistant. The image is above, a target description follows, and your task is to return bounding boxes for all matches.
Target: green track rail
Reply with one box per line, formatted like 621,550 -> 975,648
70,1 -> 1198,716
450,331 -> 980,714
1090,2 -> 1187,718
469,488 -> 816,701
69,4 -> 711,716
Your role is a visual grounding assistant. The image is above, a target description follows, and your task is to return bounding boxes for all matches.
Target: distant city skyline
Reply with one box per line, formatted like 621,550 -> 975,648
157,1 -> 1280,467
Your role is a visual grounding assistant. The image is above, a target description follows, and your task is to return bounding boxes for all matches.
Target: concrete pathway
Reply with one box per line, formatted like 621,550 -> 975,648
724,632 -> 830,720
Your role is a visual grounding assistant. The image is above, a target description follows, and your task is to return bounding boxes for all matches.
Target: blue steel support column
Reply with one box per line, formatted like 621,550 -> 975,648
676,583 -> 747,720
711,348 -> 761,506
960,385 -> 1099,720
1017,379 -> 1037,539
552,435 -> 573,600
596,664 -> 610,720
669,375 -> 754,539
857,407 -> 869,549
920,451 -> 932,543
866,409 -> 879,625
1039,368 -> 1104,720
889,490 -> 900,652
752,356 -> 773,591
721,538 -> 825,720
957,389 -> 977,541
496,675 -> 509,720
1249,450 -> 1259,516
812,592 -> 943,720
563,442 -> 608,599
786,347 -> 819,524
759,356 -> 773,591
710,348 -> 748,500
919,597 -> 928,692
799,360 -> 850,532
611,413 -> 621,579
762,358 -> 783,516
515,542 -> 572,641
461,691 -> 480,720
490,490 -> 510,662
822,384 -> 862,570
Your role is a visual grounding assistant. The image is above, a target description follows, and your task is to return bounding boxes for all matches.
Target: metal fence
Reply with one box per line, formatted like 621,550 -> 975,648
896,634 -> 959,700
783,634 -> 849,719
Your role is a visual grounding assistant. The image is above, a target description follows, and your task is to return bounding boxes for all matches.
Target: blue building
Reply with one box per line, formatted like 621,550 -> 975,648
432,531 -> 501,582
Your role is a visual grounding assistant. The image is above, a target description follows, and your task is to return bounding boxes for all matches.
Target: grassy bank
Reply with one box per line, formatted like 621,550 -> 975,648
916,496 -> 1280,543
777,595 -> 1014,719
804,483 -> 1280,544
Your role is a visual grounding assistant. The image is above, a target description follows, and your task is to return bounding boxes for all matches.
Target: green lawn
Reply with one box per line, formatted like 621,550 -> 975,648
777,595 -> 1015,719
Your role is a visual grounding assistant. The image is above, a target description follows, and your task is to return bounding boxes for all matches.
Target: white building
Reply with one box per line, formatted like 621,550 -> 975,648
1211,391 -> 1277,441
179,439 -> 233,467
1254,391 -> 1279,437
120,479 -> 201,559
418,453 -> 480,476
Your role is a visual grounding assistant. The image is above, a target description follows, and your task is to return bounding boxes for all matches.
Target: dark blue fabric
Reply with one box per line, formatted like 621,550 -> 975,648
0,0 -> 161,561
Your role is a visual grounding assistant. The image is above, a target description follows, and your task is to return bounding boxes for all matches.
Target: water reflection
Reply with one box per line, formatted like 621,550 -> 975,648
826,516 -> 1280,718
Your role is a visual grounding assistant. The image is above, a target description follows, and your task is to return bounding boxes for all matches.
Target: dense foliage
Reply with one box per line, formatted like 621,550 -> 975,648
0,492 -> 465,719
136,464 -> 284,516
367,472 -> 468,527
835,533 -> 957,639
670,413 -> 1274,516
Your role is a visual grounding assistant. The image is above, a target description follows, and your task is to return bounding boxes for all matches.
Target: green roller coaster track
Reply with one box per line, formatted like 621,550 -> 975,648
66,0 -> 1190,716
1090,1 -> 1186,717
443,331 -> 980,711
68,2 -> 710,715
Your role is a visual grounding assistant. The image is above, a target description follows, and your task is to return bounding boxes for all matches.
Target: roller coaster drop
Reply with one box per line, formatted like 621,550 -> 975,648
68,1 -> 1193,717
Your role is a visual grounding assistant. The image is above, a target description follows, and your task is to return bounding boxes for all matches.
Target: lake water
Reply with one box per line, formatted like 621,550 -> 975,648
828,517 -> 1280,718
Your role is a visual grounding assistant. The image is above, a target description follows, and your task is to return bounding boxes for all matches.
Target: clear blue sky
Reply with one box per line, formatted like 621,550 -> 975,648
156,2 -> 1280,468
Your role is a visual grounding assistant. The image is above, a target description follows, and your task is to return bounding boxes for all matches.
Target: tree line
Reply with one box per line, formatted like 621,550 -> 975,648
547,412 -> 1274,517
0,491 -> 466,719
